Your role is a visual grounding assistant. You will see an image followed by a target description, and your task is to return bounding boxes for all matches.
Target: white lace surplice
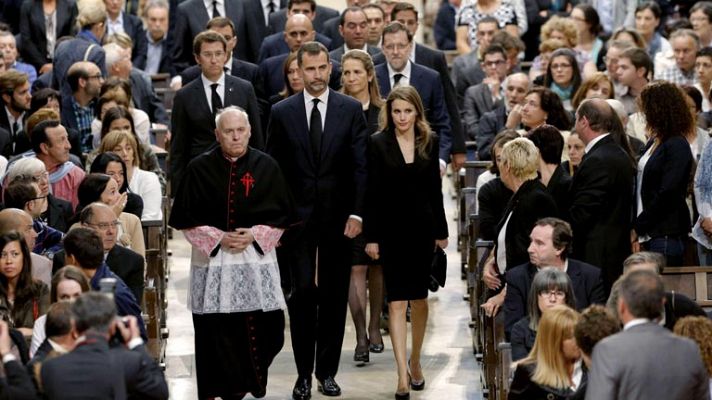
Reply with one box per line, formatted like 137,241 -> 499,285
184,226 -> 286,314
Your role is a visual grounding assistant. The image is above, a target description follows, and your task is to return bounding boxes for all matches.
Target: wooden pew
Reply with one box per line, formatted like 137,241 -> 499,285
457,161 -> 491,279
661,266 -> 712,307
155,88 -> 176,110
143,282 -> 166,369
151,73 -> 171,90
480,313 -> 506,399
496,342 -> 512,400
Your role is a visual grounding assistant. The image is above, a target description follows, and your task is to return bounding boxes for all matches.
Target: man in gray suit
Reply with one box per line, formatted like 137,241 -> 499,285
462,44 -> 507,140
586,270 -> 710,400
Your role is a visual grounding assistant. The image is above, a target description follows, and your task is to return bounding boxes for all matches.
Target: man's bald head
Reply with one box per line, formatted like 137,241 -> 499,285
79,202 -> 118,251
575,98 -> 615,143
284,14 -> 316,52
504,72 -> 530,108
66,61 -> 102,95
0,208 -> 36,249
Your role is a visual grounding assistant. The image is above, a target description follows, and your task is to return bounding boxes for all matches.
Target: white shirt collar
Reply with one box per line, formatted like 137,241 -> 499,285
224,58 -> 232,74
584,132 -> 610,153
4,106 -> 21,127
623,318 -> 650,331
107,11 -> 123,25
570,359 -> 583,391
47,338 -> 69,354
303,88 -> 330,107
345,43 -> 368,52
387,60 -> 412,82
201,71 -> 226,86
409,43 -> 416,62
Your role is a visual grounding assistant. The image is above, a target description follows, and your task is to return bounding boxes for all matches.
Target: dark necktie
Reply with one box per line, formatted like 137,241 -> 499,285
393,73 -> 404,87
211,83 -> 223,116
268,1 -> 276,14
11,121 -> 19,152
212,1 -> 220,17
309,98 -> 322,159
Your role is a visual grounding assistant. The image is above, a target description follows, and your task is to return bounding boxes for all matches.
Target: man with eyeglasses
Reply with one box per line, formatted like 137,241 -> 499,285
60,61 -> 103,153
481,217 -> 605,339
52,203 -> 145,308
0,208 -> 52,287
376,21 -> 452,174
170,31 -> 263,196
463,44 -> 508,142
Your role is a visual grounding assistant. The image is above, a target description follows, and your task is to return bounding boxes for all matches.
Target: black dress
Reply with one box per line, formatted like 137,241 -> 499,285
365,130 -> 448,301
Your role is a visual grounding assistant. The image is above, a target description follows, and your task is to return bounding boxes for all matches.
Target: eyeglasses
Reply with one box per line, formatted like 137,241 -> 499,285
539,290 -> 566,299
0,251 -> 21,260
483,60 -> 506,67
28,171 -> 49,182
551,63 -> 572,70
29,195 -> 47,202
86,221 -> 122,231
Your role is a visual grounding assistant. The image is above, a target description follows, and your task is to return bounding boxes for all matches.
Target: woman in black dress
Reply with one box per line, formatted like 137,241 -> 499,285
341,49 -> 385,363
365,86 -> 448,399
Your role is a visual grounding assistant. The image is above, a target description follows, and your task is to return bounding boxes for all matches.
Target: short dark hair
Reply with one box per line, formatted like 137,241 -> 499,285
490,30 -> 525,52
476,16 -> 499,28
482,44 -> 507,60
534,217 -> 573,259
382,21 -> 412,43
45,302 -> 74,338
3,180 -> 38,210
63,227 -> 104,270
527,124 -> 564,165
340,6 -> 366,27
296,41 -> 329,67
30,119 -> 61,154
636,1 -> 662,20
71,292 -> 116,335
391,2 -> 417,22
620,47 -> 654,80
698,46 -> 712,60
287,0 -> 316,12
206,16 -> 236,37
574,305 -> 620,357
576,98 -> 615,133
619,270 -> 665,320
192,30 -> 227,56
363,4 -> 385,19
76,174 -> 112,215
29,88 -> 61,117
66,65 -> 89,93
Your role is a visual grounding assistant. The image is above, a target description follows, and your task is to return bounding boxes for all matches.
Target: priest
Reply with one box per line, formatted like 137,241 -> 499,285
169,106 -> 295,400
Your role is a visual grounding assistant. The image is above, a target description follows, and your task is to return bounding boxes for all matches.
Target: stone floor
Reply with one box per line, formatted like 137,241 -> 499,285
163,178 -> 484,399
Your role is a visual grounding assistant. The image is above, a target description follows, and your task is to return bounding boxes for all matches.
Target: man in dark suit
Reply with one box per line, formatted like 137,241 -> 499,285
451,16 -> 499,97
143,0 -> 174,75
104,0 -> 148,68
587,270 -> 710,400
40,292 -> 169,400
266,41 -> 368,400
258,19 -> 332,63
172,0 -> 262,71
328,7 -> 383,63
500,218 -> 606,338
60,61 -> 102,154
28,302 -> 76,370
375,22 -> 452,171
569,99 -> 634,289
462,45 -> 508,141
477,72 -> 529,159
0,70 -> 31,158
268,0 -> 338,34
391,2 -> 465,168
363,4 -> 385,47
170,31 -> 262,196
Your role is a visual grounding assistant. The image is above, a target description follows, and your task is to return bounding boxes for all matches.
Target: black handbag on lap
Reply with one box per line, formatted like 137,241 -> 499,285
429,247 -> 447,292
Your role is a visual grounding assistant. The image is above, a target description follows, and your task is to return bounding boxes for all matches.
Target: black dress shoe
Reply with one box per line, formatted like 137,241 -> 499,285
292,376 -> 312,400
317,376 -> 341,396
354,347 -> 370,365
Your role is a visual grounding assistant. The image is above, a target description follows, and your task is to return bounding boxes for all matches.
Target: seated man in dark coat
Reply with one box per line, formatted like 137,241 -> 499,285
28,302 -> 76,380
501,218 -> 606,338
40,292 -> 168,400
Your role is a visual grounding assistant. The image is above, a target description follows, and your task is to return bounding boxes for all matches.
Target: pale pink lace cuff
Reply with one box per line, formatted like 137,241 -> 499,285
183,226 -> 224,257
251,225 -> 284,253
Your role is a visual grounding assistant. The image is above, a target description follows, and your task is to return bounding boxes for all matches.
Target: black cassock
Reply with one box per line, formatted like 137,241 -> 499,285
170,146 -> 295,399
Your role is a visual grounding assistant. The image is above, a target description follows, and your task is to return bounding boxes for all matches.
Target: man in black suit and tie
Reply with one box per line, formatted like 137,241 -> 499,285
267,41 -> 368,400
104,0 -> 148,69
172,0 -> 262,71
143,0 -> 174,75
268,0 -> 338,34
170,31 -> 263,196
497,218 -> 606,338
569,99 -> 635,290
375,22 -> 453,172
40,292 -> 169,400
328,7 -> 383,63
0,70 -> 31,158
246,0 -> 286,50
391,2 -> 465,167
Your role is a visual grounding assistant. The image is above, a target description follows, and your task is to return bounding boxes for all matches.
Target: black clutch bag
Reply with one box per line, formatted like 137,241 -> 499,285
428,247 -> 447,292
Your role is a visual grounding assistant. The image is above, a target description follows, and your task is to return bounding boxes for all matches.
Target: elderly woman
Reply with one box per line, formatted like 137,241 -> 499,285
511,268 -> 577,361
5,157 -> 73,233
509,306 -> 585,399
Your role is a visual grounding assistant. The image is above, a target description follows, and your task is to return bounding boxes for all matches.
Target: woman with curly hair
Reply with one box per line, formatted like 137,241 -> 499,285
530,16 -> 597,80
571,72 -> 615,111
674,316 -> 712,392
632,81 -> 695,267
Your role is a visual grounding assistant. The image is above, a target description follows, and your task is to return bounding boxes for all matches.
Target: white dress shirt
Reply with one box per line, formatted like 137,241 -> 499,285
201,72 -> 226,111
303,89 -> 329,130
387,60 -> 412,88
204,0 -> 225,19
584,132 -> 610,154
106,12 -> 125,36
261,0 -> 277,25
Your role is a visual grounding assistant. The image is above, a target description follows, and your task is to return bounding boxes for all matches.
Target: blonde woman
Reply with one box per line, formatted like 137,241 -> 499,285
509,305 -> 585,399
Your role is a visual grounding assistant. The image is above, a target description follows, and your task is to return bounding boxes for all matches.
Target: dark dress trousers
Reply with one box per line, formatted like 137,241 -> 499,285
503,260 -> 606,337
375,62 -> 453,161
268,5 -> 339,34
19,0 -> 77,71
569,134 -> 634,289
266,89 -> 368,380
170,74 -> 263,196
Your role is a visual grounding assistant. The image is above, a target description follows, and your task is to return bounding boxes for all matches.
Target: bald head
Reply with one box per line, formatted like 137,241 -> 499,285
79,202 -> 118,251
575,98 -> 615,143
284,14 -> 316,52
0,208 -> 36,249
66,61 -> 102,97
504,72 -> 530,108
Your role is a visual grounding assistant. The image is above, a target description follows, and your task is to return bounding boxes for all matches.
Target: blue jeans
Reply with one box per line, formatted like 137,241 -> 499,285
643,236 -> 686,267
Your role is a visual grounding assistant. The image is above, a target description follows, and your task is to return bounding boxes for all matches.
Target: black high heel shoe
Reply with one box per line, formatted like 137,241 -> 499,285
369,341 -> 384,353
394,391 -> 410,400
354,342 -> 370,365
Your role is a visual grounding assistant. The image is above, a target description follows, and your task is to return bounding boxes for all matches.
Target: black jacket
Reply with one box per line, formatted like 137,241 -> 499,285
19,0 -> 77,70
477,177 -> 512,241
509,361 -> 587,400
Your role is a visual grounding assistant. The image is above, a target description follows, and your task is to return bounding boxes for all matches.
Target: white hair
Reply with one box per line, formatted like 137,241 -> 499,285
215,106 -> 251,130
103,42 -> 129,70
5,157 -> 45,183
143,0 -> 169,15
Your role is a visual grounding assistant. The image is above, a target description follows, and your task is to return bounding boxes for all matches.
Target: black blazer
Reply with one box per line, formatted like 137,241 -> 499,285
257,31 -> 332,63
634,136 -> 693,238
477,177 -> 513,241
329,44 -> 382,64
169,74 -> 263,194
245,0 -> 286,46
504,260 -> 606,337
375,62 -> 452,161
122,12 -> 148,69
364,103 -> 380,135
259,53 -> 343,98
569,134 -> 635,288
509,361 -> 588,400
129,69 -> 169,125
414,43 -> 465,155
495,179 -> 558,271
268,4 -> 338,34
45,194 -> 73,233
321,16 -> 342,49
510,316 -> 536,361
172,0 -> 261,71
180,58 -> 265,100
664,291 -> 707,330
477,106 -> 507,160
547,164 -> 572,214
19,0 -> 77,70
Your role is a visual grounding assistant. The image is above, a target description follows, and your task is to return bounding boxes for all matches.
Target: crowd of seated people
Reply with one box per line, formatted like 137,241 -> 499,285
0,0 -> 712,398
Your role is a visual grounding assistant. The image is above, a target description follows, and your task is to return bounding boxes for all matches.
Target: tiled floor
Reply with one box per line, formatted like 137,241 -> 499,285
164,178 -> 484,399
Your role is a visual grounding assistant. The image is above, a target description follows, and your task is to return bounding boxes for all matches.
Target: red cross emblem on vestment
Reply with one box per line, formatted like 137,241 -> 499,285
241,172 -> 255,197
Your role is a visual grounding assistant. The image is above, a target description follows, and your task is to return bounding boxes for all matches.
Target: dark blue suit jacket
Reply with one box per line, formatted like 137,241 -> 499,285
181,57 -> 264,98
259,53 -> 343,98
503,259 -> 606,338
375,62 -> 452,161
268,5 -> 338,34
258,31 -> 332,63
434,1 -> 456,50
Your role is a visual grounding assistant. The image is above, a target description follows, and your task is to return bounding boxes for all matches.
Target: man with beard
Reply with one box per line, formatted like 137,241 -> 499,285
60,62 -> 103,153
0,70 -> 31,157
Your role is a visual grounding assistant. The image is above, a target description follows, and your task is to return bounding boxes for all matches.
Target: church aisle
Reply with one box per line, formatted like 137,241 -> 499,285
164,178 -> 483,399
